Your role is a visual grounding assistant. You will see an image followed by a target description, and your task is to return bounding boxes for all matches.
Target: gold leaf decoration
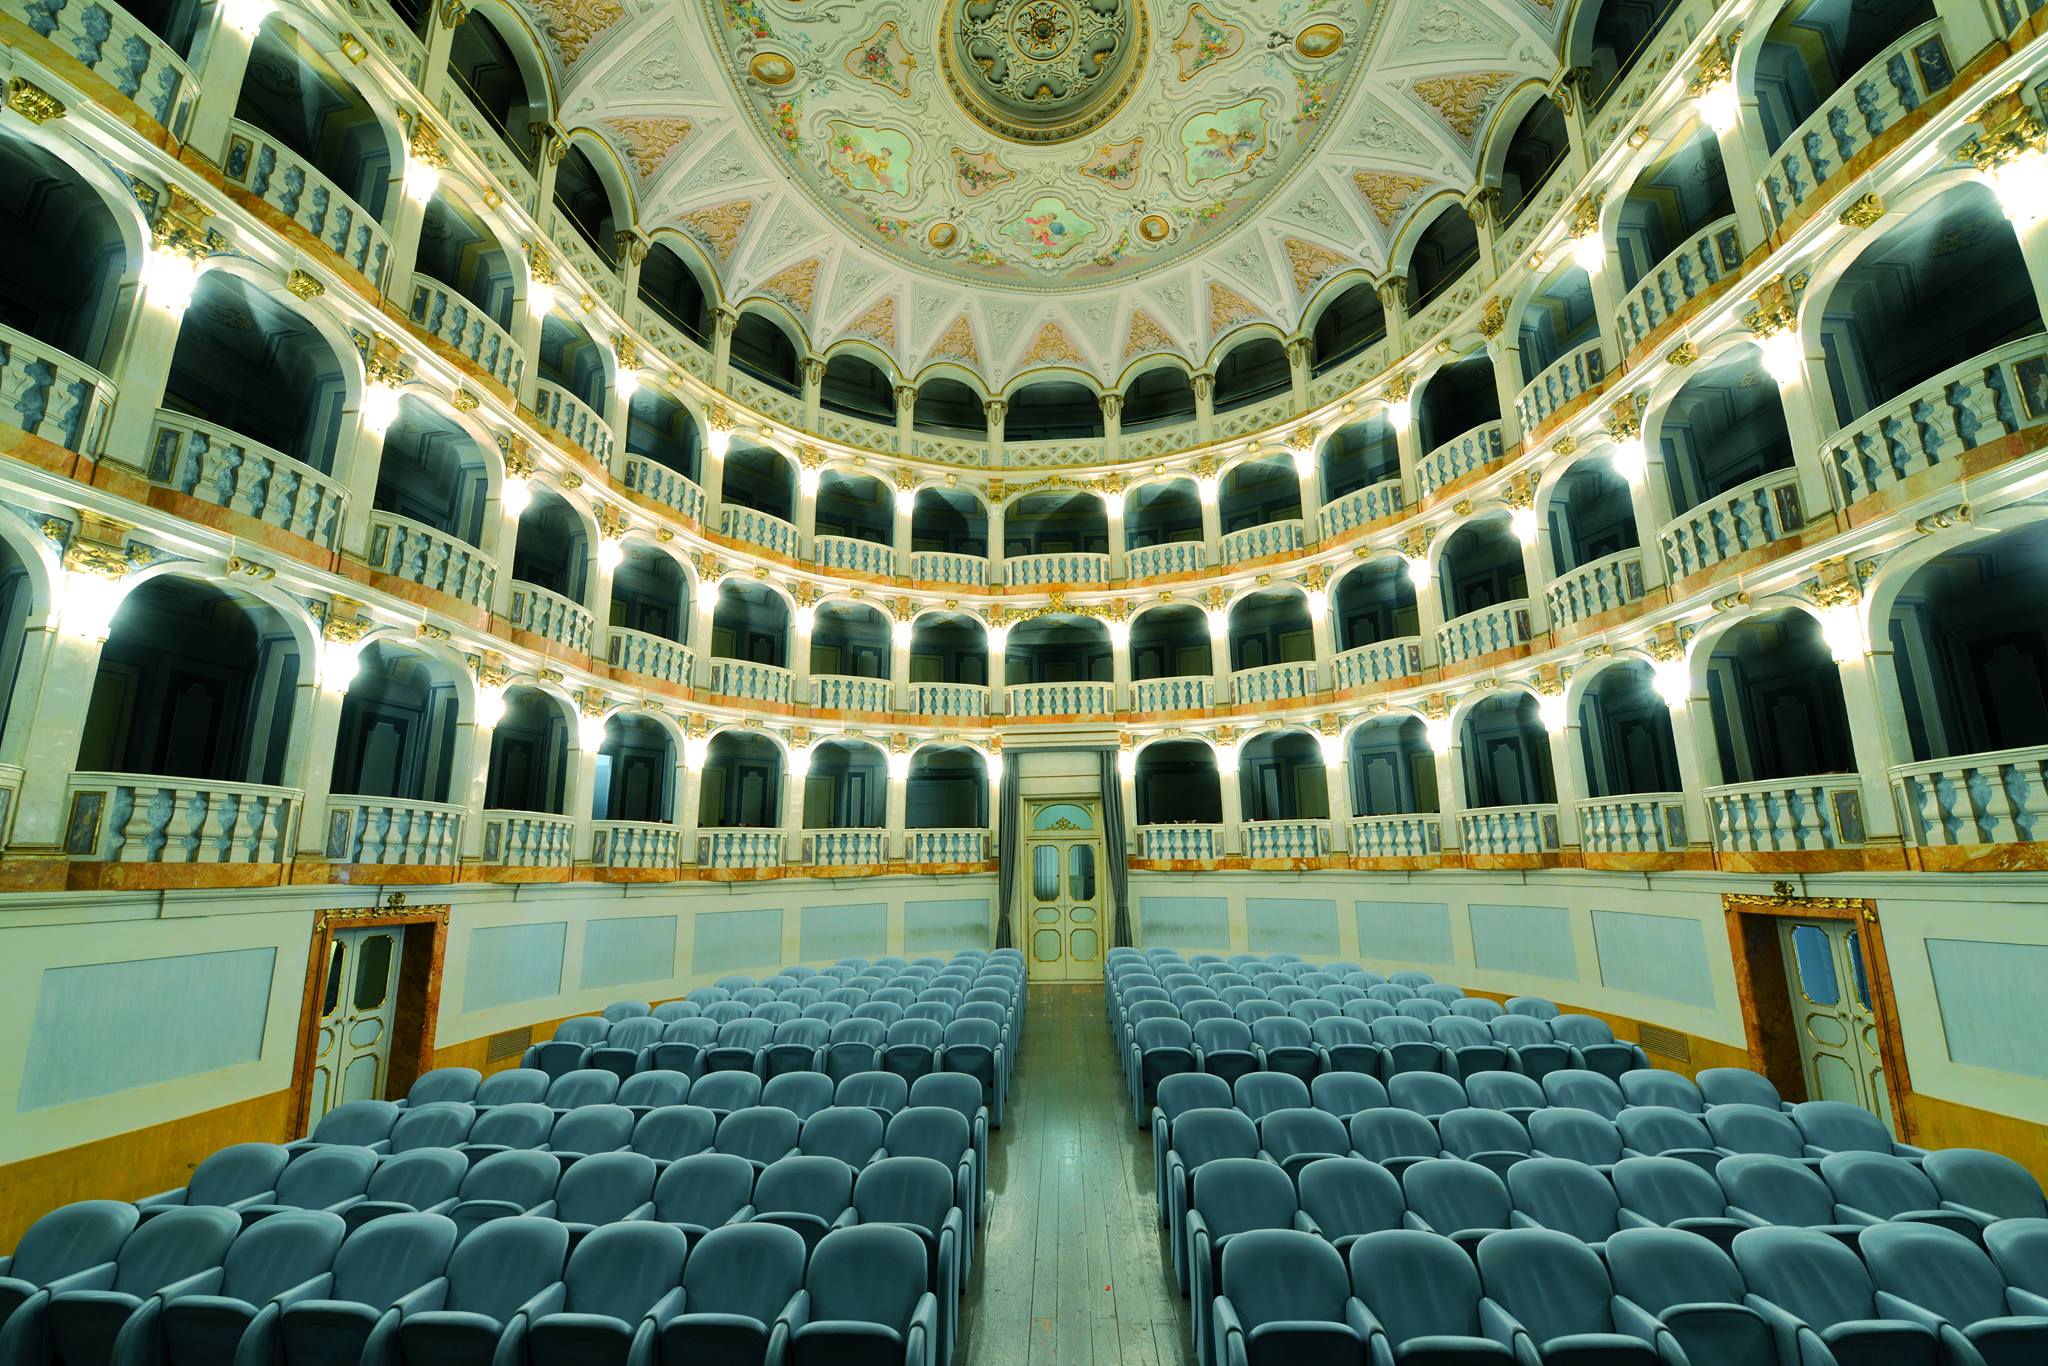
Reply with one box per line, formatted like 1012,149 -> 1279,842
756,257 -> 821,317
1124,309 -> 1175,358
525,0 -> 624,67
603,116 -> 694,179
1283,237 -> 1352,295
1409,72 -> 1513,143
1350,171 -> 1434,228
1022,321 -> 1083,366
930,313 -> 980,366
1208,281 -> 1262,332
846,295 -> 898,348
676,199 -> 754,264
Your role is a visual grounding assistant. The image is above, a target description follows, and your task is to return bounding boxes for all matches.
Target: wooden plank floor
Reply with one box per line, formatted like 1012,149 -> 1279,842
954,983 -> 1195,1366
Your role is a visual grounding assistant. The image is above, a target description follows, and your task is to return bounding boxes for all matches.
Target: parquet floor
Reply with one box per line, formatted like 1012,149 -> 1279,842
953,982 -> 1196,1366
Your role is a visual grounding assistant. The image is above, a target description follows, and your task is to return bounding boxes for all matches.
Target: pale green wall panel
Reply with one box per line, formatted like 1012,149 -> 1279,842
693,909 -> 785,974
1927,938 -> 2048,1080
580,915 -> 678,990
1355,901 -> 1454,965
905,898 -> 990,953
1247,897 -> 1340,957
1592,910 -> 1713,1008
464,922 -> 567,1012
1138,895 -> 1229,949
800,902 -> 888,962
1468,903 -> 1577,981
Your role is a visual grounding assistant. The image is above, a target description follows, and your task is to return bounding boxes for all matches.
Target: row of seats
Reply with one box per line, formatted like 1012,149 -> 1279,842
0,1207 -> 955,1366
1193,1221 -> 2048,1366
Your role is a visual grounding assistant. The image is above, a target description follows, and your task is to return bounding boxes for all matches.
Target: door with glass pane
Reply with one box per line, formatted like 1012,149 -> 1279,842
1779,918 -> 1892,1130
1023,800 -> 1104,981
307,927 -> 404,1120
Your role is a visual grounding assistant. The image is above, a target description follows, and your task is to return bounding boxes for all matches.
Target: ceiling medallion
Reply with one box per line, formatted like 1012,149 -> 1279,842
938,0 -> 1151,145
1137,213 -> 1171,243
748,51 -> 797,86
928,221 -> 960,249
1295,22 -> 1343,60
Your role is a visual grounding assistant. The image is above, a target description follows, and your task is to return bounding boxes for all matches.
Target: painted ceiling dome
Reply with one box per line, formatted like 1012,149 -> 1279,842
939,0 -> 1147,144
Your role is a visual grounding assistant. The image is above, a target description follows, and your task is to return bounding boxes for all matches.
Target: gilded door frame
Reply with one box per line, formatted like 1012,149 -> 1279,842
289,895 -> 450,1137
1722,883 -> 1917,1142
1022,798 -> 1106,980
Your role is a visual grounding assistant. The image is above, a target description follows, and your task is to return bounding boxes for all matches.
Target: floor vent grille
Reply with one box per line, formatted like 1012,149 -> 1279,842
1638,1024 -> 1690,1063
486,1026 -> 532,1063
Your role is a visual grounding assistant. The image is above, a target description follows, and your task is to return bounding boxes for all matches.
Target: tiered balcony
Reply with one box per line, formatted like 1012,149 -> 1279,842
508,581 -> 595,652
1132,677 -> 1213,711
707,658 -> 795,704
1243,819 -> 1331,859
1139,825 -> 1222,860
1125,541 -> 1207,578
323,798 -> 464,866
910,829 -> 989,863
479,810 -> 575,867
0,322 -> 115,456
547,214 -> 623,311
1545,550 -> 1648,631
814,535 -> 895,577
607,628 -> 694,687
910,550 -> 987,586
3,0 -> 194,135
366,511 -> 496,606
224,122 -> 390,284
1828,335 -> 2048,507
1005,551 -> 1110,587
1220,519 -> 1306,563
1515,341 -> 1605,434
407,275 -> 524,391
1007,681 -> 1113,717
434,80 -> 539,215
532,380 -> 615,466
1417,423 -> 1505,499
1232,662 -> 1317,705
1659,468 -> 1807,581
590,820 -> 683,871
1758,20 -> 1956,232
1705,775 -> 1867,853
1319,480 -> 1405,540
619,456 -> 707,524
721,505 -> 799,557
806,828 -> 887,866
1349,814 -> 1441,860
700,828 -> 783,869
1577,794 -> 1689,855
1436,600 -> 1535,666
63,775 -> 297,866
1615,217 -> 1743,356
1331,638 -> 1425,690
1459,805 -> 1561,858
911,683 -> 989,718
812,675 -> 891,711
1893,745 -> 2048,856
145,411 -> 347,548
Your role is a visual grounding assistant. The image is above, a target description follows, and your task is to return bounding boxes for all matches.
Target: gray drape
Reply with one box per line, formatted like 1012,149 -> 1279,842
1100,749 -> 1133,948
995,759 -> 1020,949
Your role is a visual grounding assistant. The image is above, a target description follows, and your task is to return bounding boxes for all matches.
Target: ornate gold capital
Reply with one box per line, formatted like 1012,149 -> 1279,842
6,77 -> 65,124
1605,393 -> 1642,441
286,269 -> 325,301
1477,297 -> 1506,339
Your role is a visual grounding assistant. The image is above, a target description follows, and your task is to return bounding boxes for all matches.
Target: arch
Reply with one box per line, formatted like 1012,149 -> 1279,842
911,486 -> 989,558
1482,82 -> 1570,224
594,711 -> 676,823
415,189 -> 521,333
1543,454 -> 1640,575
1564,0 -> 1688,112
1691,605 -> 1857,784
374,394 -> 499,548
1321,414 -> 1402,505
1124,476 -> 1203,551
1332,557 -> 1420,652
802,738 -> 887,828
906,744 -> 989,828
809,599 -> 890,680
536,309 -> 611,413
1612,121 -> 1734,292
711,577 -> 794,669
722,442 -> 797,523
242,14 -> 404,223
625,384 -> 702,485
1437,511 -> 1528,620
0,526 -> 54,760
1457,693 -> 1556,808
1512,261 -> 1600,383
815,467 -> 892,546
1347,714 -> 1438,817
1304,276 -> 1387,375
1006,612 -> 1112,684
483,683 -> 571,815
1643,341 -> 1794,519
729,305 -> 807,395
1396,196 -> 1481,309
1004,379 -> 1105,440
1743,0 -> 1941,155
1574,658 -> 1684,797
0,123 -> 146,374
1226,586 -> 1314,674
1216,453 -> 1302,536
641,233 -> 720,345
509,484 -> 595,606
819,346 -> 899,423
912,375 -> 990,436
333,638 -> 469,804
1238,729 -> 1328,822
1129,603 -> 1212,681
447,0 -> 554,173
699,729 -> 784,828
1118,360 -> 1198,432
1209,330 -> 1292,413
1003,489 -> 1108,557
1414,351 -> 1502,455
1134,739 -> 1222,826
610,537 -> 690,644
908,610 -> 988,686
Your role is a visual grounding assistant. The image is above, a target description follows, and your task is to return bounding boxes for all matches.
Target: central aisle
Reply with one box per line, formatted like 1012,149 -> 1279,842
954,983 -> 1196,1366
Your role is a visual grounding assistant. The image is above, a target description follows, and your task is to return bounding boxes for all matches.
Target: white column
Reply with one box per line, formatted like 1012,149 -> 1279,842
290,676 -> 351,867
1218,751 -> 1245,855
1286,337 -> 1312,414
890,628 -> 912,712
454,713 -> 496,861
1193,374 -> 1215,444
986,498 -> 1007,588
885,767 -> 909,860
181,9 -> 256,168
2010,212 -> 2048,345
1105,498 -> 1127,581
6,622 -> 108,857
712,308 -> 737,387
790,617 -> 814,707
1293,449 -> 1323,546
892,481 -> 915,571
1664,693 -> 1716,854
1775,336 -> 1846,523
1198,482 -> 1222,557
1547,720 -> 1586,851
1110,630 -> 1133,711
1489,336 -> 1526,451
988,626 -> 1009,716
1836,648 -> 1905,844
781,760 -> 807,865
690,584 -> 719,689
1322,748 -> 1352,854
801,358 -> 824,434
795,465 -> 819,561
1308,595 -> 1337,691
895,385 -> 917,455
568,722 -> 600,863
1209,615 -> 1233,705
1413,564 -> 1447,667
677,747 -> 705,867
99,289 -> 185,472
1711,96 -> 1774,254
1100,393 -> 1123,464
1433,741 -> 1465,857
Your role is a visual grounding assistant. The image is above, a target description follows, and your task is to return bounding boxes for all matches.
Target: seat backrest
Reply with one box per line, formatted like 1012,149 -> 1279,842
1818,1150 -> 1940,1219
1348,1230 -> 1485,1340
804,1225 -> 927,1332
1342,999 -> 1394,1024
886,1018 -> 944,1048
652,1152 -> 757,1227
218,1210 -> 346,1302
390,1102 -> 475,1152
277,1145 -> 379,1207
1695,1067 -> 1782,1110
1191,1018 -> 1253,1053
1605,1227 -> 1745,1314
753,1155 -> 855,1222
1489,1015 -> 1553,1046
1859,1222 -> 2011,1329
716,1108 -> 800,1164
1249,1017 -> 1312,1050
751,1003 -> 799,1025
189,1143 -> 291,1205
906,1072 -> 983,1125
562,1222 -> 687,1319
692,1072 -> 764,1113
1402,1159 -> 1510,1235
1368,1016 -> 1430,1045
652,1001 -> 699,1022
831,1018 -> 888,1047
1170,1109 -> 1260,1167
366,1148 -> 467,1208
1541,1069 -> 1624,1119
679,1223 -> 806,1325
444,1215 -> 569,1318
1395,998 -> 1448,1021
310,1099 -> 400,1147
1310,1017 -> 1373,1048
1704,1103 -> 1807,1158
1475,1228 -> 1617,1340
1387,1073 -> 1465,1119
839,1071 -> 911,1116
331,1213 -> 458,1307
474,1068 -> 550,1106
555,1017 -> 609,1043
554,1152 -> 658,1224
1463,1071 -> 1544,1113
1155,1072 -> 1233,1123
1616,1105 -> 1712,1156
617,1071 -> 690,1110
662,1017 -> 720,1046
882,1105 -> 971,1164
853,1156 -> 955,1235
761,1072 -> 835,1120
1133,1018 -> 1191,1051
549,1104 -> 634,1155
1923,1147 -> 2048,1221
547,1069 -> 621,1109
800,1108 -> 884,1165
1505,1158 -> 1620,1243
1258,1108 -> 1350,1164
1234,1000 -> 1284,1024
1717,1154 -> 1836,1226
602,1001 -> 652,1023
460,1150 -> 559,1207
1791,1100 -> 1893,1154
1985,1219 -> 2048,1297
605,1018 -> 663,1051
1309,1072 -> 1386,1117
1450,998 -> 1504,1021
1349,1109 -> 1440,1164
1620,1069 -> 1702,1114
1438,1108 -> 1530,1159
1232,1072 -> 1310,1120
1288,1000 -> 1339,1025
1548,1015 -> 1614,1047
702,1003 -> 748,1025
632,1105 -> 717,1162
1611,1156 -> 1727,1226
1506,996 -> 1559,1020
716,1018 -> 776,1050
1297,1157 -> 1404,1239
1181,1000 -> 1232,1027
407,1068 -> 482,1106
1430,1016 -> 1491,1047
1729,1226 -> 1878,1330
1217,1230 -> 1351,1330
1526,1109 -> 1621,1166
468,1103 -> 555,1149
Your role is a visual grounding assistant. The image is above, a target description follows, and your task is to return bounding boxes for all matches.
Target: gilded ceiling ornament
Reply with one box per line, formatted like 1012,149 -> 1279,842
1123,309 -> 1174,358
936,0 -> 1149,145
748,51 -> 797,87
1137,214 -> 1172,243
1283,237 -> 1351,295
1207,281 -> 1262,333
844,21 -> 917,98
1172,4 -> 1244,80
846,295 -> 899,348
1837,193 -> 1885,228
951,148 -> 1017,198
6,77 -> 65,123
1078,139 -> 1143,190
603,116 -> 694,180
755,257 -> 822,316
1477,297 -> 1505,338
1021,321 -> 1084,366
677,200 -> 754,265
929,313 -> 980,366
1666,341 -> 1699,366
1351,171 -> 1433,229
286,270 -> 325,301
1408,72 -> 1513,144
525,0 -> 623,67
1294,22 -> 1343,60
927,221 -> 960,249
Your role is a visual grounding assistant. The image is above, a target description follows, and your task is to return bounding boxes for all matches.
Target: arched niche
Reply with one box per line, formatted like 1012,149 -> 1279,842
626,387 -> 701,484
809,601 -> 890,680
240,19 -> 396,222
416,192 -> 519,332
711,580 -> 791,669
1322,417 -> 1401,505
1652,343 -> 1794,516
1569,0 -> 1687,111
1493,96 -> 1570,225
1227,587 -> 1313,673
803,739 -> 886,828
1239,731 -> 1328,822
1004,491 -> 1108,557
334,641 -> 465,802
1125,478 -> 1202,549
1750,0 -> 1939,155
1517,264 -> 1600,381
594,713 -> 675,822
1458,694 -> 1555,808
1614,125 -> 1734,290
1130,605 -> 1212,680
1348,716 -> 1437,816
537,311 -> 610,413
554,137 -> 627,268
1437,514 -> 1527,619
1121,363 -> 1197,432
700,730 -> 783,827
1308,280 -> 1386,375
509,486 -> 591,604
1546,457 -> 1640,574
815,469 -> 892,545
1212,335 -> 1291,413
1135,740 -> 1221,825
1006,380 -> 1104,441
1415,354 -> 1501,454
911,488 -> 988,557
1406,201 -> 1481,310
821,351 -> 896,422
1006,614 -> 1111,684
909,611 -> 988,685
1702,610 -> 1856,783
448,8 -> 550,170
166,271 -> 352,473
1576,661 -> 1683,796
1333,560 -> 1419,651
730,309 -> 804,395
721,444 -> 795,523
374,396 -> 494,547
610,541 -> 688,643
642,238 -> 715,344
907,746 -> 989,828
913,377 -> 989,436
1218,455 -> 1301,537
0,127 -> 135,373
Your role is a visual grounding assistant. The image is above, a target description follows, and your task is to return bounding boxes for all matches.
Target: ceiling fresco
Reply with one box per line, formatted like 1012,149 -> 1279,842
540,0 -> 1560,382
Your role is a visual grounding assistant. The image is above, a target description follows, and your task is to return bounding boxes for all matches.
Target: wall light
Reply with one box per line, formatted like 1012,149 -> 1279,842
615,367 -> 642,401
987,623 -> 1008,651
887,749 -> 911,782
794,603 -> 815,634
895,487 -> 917,515
1697,80 -> 1739,135
984,750 -> 1002,782
1509,506 -> 1538,546
579,713 -> 607,751
1318,732 -> 1344,765
798,465 -> 821,497
696,578 -> 722,610
1215,742 -> 1240,774
1820,604 -> 1863,663
788,744 -> 812,778
1291,446 -> 1316,478
220,0 -> 273,38
1758,329 -> 1803,386
1196,474 -> 1219,505
1652,660 -> 1689,707
402,156 -> 442,208
1117,748 -> 1138,780
1987,144 -> 2048,227
1424,716 -> 1453,754
1206,607 -> 1229,637
706,426 -> 732,461
476,684 -> 507,727
892,618 -> 914,648
1107,617 -> 1130,648
1571,231 -> 1604,274
322,638 -> 366,692
1404,556 -> 1433,588
501,474 -> 533,517
63,570 -> 129,641
526,277 -> 556,318
361,381 -> 403,436
684,734 -> 710,768
1306,586 -> 1328,615
597,537 -> 624,572
1102,488 -> 1125,517
1610,435 -> 1647,486
141,248 -> 201,316
1386,397 -> 1412,432
1537,694 -> 1568,734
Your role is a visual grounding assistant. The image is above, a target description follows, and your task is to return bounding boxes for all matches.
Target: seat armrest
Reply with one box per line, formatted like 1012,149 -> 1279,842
1939,1199 -> 2002,1228
1294,1211 -> 1323,1236
1612,1296 -> 1664,1343
1724,1205 -> 1770,1228
1833,1203 -> 1882,1226
159,1268 -> 227,1304
1478,1296 -> 1540,1366
136,1188 -> 187,1210
1213,1295 -> 1249,1366
909,1291 -> 937,1366
2009,1288 -> 2048,1317
1744,1291 -> 1827,1366
397,1279 -> 450,1317
1508,1210 -> 1541,1229
1618,1209 -> 1657,1230
780,1290 -> 811,1335
1402,1210 -> 1435,1232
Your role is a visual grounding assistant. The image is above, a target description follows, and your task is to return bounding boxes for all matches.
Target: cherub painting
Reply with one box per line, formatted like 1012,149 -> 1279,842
1181,99 -> 1269,184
